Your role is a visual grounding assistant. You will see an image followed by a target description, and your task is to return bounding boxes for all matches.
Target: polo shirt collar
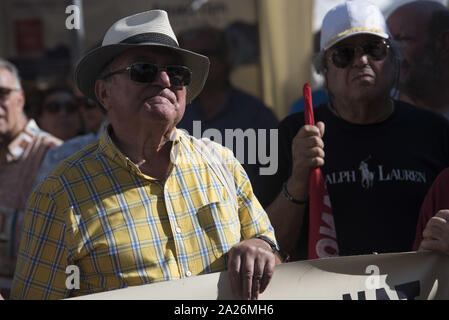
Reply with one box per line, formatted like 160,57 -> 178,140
5,119 -> 39,163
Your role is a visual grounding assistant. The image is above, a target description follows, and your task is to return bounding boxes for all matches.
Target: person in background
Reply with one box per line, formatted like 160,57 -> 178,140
34,85 -> 106,186
387,1 -> 449,117
36,87 -> 84,141
0,58 -> 61,299
261,0 -> 449,260
289,31 -> 328,115
177,26 -> 279,201
289,89 -> 328,115
74,89 -> 105,135
413,167 -> 449,255
12,10 -> 281,300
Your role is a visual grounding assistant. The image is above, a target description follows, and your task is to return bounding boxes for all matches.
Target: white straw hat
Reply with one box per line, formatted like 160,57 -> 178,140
75,10 -> 210,103
320,0 -> 390,51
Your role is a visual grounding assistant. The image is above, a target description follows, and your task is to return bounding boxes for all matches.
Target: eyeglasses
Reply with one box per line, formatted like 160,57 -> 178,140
43,101 -> 77,114
329,39 -> 390,68
0,86 -> 20,100
100,62 -> 192,87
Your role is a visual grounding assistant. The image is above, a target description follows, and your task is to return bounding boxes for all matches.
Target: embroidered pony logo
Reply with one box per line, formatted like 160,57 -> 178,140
359,157 -> 374,189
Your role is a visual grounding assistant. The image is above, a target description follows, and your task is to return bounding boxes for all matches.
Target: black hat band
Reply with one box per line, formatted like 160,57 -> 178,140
120,33 -> 179,47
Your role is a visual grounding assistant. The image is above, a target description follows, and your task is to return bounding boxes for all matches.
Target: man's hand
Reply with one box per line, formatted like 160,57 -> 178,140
287,122 -> 325,198
227,238 -> 276,300
419,210 -> 449,255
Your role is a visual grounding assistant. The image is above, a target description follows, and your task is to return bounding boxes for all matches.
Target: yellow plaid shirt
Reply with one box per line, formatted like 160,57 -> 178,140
11,128 -> 276,299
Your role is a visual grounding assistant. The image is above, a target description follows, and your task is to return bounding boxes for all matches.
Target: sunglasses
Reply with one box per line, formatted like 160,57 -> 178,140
330,39 -> 390,68
101,62 -> 192,87
43,101 -> 77,114
0,86 -> 20,99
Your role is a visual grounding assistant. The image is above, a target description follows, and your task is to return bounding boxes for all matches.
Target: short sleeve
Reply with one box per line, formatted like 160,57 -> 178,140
413,168 -> 449,250
11,184 -> 71,300
227,151 -> 278,247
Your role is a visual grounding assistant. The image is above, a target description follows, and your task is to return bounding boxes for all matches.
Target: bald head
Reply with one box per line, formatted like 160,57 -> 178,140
388,1 -> 449,42
388,1 -> 446,39
390,1 -> 446,19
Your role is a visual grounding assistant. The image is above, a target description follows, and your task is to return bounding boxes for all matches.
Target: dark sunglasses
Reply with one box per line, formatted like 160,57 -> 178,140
330,39 -> 390,68
0,86 -> 20,99
101,62 -> 192,87
43,101 -> 77,114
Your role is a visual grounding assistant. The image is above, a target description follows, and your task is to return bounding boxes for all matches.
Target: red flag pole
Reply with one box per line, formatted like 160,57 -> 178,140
303,83 -> 339,260
303,83 -> 315,126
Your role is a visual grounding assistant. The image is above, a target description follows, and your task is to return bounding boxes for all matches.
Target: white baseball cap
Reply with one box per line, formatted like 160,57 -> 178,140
320,0 -> 390,51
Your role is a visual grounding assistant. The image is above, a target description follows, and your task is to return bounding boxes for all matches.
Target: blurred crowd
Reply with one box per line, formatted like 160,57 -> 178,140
1,0 -> 449,301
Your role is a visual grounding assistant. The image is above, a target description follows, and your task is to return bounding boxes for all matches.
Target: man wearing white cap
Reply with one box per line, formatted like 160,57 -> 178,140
263,1 -> 449,260
11,10 -> 281,300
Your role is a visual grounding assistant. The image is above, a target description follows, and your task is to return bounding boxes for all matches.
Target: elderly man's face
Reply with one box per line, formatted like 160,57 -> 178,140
387,7 -> 437,97
0,68 -> 24,138
324,35 -> 395,103
98,47 -> 187,133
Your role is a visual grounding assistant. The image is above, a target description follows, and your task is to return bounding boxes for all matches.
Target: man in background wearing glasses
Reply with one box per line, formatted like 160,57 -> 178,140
33,85 -> 107,187
11,10 -> 281,300
35,87 -> 84,142
262,1 -> 449,260
0,59 -> 61,299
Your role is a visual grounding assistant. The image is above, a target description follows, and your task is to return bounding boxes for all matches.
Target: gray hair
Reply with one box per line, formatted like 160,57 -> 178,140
313,38 -> 403,97
0,58 -> 22,90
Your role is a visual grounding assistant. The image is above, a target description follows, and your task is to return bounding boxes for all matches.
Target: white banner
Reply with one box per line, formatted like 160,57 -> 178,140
69,251 -> 449,300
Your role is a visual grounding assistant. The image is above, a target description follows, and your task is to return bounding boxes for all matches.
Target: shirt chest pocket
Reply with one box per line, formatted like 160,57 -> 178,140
193,186 -> 241,259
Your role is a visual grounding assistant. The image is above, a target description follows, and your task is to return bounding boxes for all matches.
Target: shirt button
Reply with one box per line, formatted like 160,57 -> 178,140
186,270 -> 192,277
176,227 -> 182,233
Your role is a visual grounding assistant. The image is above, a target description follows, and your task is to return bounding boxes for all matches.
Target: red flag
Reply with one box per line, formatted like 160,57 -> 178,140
303,83 -> 339,259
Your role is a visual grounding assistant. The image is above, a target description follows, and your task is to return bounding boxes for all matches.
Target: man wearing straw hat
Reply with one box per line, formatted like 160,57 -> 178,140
11,10 -> 280,300
263,1 -> 449,260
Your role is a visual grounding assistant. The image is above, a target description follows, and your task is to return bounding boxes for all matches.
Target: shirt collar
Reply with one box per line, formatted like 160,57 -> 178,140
5,119 -> 40,163
95,120 -> 108,139
99,124 -> 183,175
